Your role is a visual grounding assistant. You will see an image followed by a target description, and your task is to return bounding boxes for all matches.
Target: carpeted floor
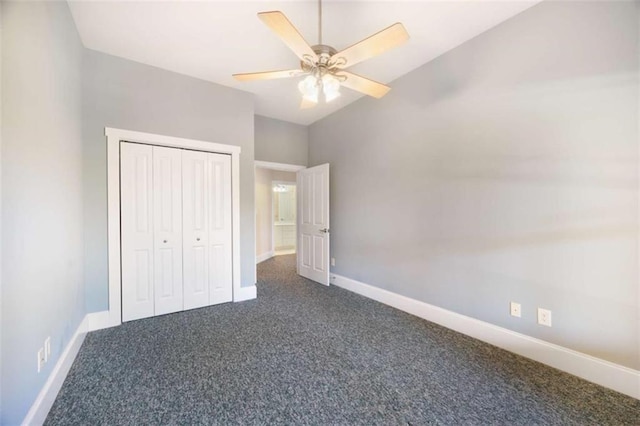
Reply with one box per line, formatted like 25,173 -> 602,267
46,254 -> 639,425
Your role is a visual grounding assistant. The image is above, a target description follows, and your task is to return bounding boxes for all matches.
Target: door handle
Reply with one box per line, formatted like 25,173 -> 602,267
319,228 -> 330,234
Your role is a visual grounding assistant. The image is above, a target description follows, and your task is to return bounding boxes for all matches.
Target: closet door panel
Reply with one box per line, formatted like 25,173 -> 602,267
182,149 -> 210,310
208,153 -> 233,304
121,142 -> 155,321
153,146 -> 183,316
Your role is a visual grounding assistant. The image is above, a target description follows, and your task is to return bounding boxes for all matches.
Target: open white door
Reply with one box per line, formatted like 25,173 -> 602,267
297,164 -> 330,285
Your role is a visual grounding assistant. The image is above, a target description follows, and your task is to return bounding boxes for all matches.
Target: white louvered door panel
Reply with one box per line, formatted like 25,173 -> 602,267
153,146 -> 183,316
121,142 -> 155,321
182,149 -> 210,310
207,153 -> 233,304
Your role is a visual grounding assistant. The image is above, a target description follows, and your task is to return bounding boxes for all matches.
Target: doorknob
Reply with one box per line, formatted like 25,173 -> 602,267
163,240 -> 168,243
196,237 -> 201,241
319,228 -> 330,234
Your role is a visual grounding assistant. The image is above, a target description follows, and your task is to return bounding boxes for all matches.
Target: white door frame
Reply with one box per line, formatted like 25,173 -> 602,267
104,127 -> 242,329
255,160 -> 306,173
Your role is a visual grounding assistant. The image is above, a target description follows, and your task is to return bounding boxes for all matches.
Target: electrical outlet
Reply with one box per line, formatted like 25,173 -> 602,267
331,257 -> 335,267
37,348 -> 45,373
537,308 -> 552,327
510,302 -> 521,318
44,337 -> 51,362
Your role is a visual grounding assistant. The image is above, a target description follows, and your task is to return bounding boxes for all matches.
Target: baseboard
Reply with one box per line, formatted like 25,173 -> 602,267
235,285 -> 257,302
22,315 -> 89,426
87,310 -> 120,332
256,251 -> 274,264
330,274 -> 640,400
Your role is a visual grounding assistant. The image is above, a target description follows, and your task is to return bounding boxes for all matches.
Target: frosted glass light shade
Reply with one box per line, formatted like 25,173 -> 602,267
322,74 -> 341,102
298,75 -> 319,103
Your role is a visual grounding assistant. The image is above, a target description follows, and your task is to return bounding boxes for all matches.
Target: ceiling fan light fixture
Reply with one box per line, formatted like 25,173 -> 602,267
298,75 -> 319,103
322,74 -> 341,102
233,0 -> 409,109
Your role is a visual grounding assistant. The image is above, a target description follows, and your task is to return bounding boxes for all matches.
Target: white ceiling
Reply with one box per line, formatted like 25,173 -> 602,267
68,0 -> 540,125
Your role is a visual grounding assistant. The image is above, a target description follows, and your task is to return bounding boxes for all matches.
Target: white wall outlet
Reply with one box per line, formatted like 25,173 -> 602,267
37,348 -> 45,373
510,302 -> 521,318
44,337 -> 51,362
537,308 -> 552,327
331,257 -> 335,267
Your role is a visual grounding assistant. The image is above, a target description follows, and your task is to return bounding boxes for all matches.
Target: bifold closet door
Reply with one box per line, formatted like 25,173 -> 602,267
182,150 -> 233,310
152,146 -> 183,316
121,142 -> 155,322
122,143 -> 233,321
182,149 -> 209,310
121,142 -> 183,321
207,153 -> 233,305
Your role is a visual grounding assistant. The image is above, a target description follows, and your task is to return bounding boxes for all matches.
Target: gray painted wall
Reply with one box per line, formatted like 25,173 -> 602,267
83,49 -> 256,312
255,115 -> 308,166
309,1 -> 639,369
1,2 -> 85,423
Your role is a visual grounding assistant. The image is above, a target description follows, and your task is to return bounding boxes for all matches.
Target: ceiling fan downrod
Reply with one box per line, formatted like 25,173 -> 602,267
318,0 -> 323,45
304,0 -> 344,76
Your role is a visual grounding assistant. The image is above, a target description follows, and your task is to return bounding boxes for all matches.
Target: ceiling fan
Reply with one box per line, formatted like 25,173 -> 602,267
232,0 -> 409,109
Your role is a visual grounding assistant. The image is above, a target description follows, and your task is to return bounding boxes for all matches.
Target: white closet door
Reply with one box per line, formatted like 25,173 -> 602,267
121,142 -> 155,321
153,146 -> 183,316
208,153 -> 233,304
182,149 -> 210,310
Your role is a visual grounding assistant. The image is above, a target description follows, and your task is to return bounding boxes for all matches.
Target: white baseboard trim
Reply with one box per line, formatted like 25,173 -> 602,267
235,285 -> 257,302
22,315 -> 89,426
87,310 -> 120,332
256,251 -> 274,264
330,273 -> 640,400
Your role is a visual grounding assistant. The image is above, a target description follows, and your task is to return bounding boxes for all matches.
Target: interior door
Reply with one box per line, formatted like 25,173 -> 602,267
121,142 -> 155,321
207,153 -> 233,304
152,146 -> 183,316
297,163 -> 330,285
182,149 -> 210,310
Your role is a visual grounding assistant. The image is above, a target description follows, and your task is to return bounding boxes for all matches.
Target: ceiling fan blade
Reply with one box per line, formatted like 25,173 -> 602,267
258,11 -> 318,62
331,23 -> 409,69
338,71 -> 391,99
300,98 -> 317,109
233,69 -> 304,82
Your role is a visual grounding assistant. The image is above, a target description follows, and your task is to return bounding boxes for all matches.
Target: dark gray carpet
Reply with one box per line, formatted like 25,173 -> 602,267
46,255 -> 639,425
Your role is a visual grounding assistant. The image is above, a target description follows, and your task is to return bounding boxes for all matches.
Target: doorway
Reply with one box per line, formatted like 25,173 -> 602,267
272,181 -> 296,256
254,161 -> 305,265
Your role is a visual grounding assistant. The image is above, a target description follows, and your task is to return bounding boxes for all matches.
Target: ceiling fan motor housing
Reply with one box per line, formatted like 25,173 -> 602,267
301,44 -> 339,76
